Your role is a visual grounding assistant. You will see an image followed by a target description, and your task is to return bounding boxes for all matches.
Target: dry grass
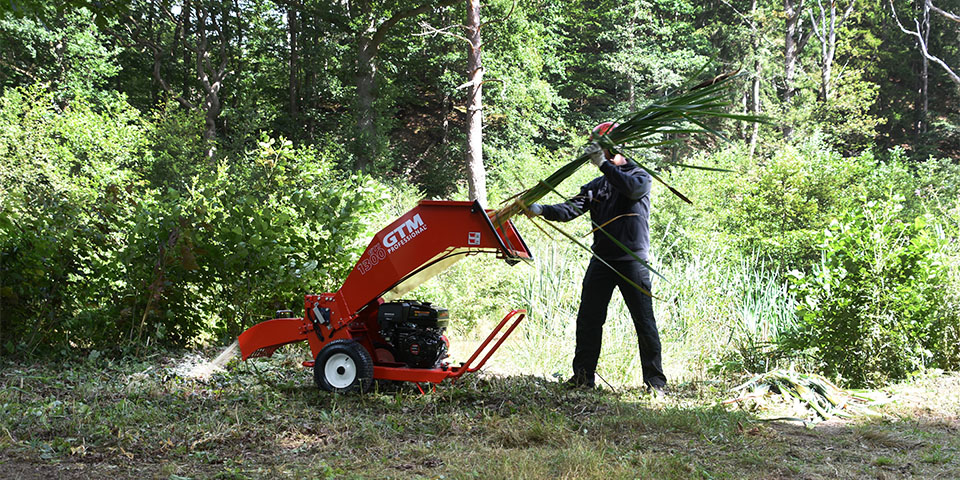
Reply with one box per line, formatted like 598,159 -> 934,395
1,351 -> 958,479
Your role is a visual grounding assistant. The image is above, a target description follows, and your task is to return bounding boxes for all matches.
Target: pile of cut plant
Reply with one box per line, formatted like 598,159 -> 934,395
723,369 -> 891,423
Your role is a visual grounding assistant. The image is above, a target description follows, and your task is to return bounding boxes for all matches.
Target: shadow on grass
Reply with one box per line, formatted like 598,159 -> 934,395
1,357 -> 958,479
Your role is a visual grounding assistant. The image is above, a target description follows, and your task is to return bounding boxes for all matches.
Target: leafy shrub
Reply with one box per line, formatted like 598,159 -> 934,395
173,135 -> 385,337
0,86 -> 148,353
784,195 -> 949,387
812,69 -> 884,155
0,86 -> 384,355
654,137 -> 875,268
734,137 -> 874,267
930,200 -> 960,371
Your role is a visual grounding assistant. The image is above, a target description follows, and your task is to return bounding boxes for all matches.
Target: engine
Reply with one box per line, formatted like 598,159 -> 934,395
377,300 -> 449,368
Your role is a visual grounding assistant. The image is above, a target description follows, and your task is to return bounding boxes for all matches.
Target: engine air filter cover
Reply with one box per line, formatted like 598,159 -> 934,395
378,300 -> 448,329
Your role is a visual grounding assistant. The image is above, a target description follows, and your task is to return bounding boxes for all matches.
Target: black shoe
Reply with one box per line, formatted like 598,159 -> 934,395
564,372 -> 595,389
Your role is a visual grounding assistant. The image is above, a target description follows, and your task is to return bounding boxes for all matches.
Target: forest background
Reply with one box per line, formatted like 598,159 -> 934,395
2,0 -> 960,389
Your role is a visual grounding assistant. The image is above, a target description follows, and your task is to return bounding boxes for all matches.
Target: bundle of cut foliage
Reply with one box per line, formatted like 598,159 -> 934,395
490,71 -> 765,293
724,369 -> 889,422
493,71 -> 761,224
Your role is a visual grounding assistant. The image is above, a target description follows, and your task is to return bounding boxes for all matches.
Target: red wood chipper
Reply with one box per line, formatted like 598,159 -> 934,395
237,200 -> 532,392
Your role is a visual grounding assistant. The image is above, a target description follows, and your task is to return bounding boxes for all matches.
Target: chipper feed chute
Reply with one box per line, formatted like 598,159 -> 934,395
237,200 -> 532,392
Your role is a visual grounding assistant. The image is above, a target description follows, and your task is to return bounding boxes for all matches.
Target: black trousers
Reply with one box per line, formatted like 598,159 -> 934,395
572,258 -> 667,387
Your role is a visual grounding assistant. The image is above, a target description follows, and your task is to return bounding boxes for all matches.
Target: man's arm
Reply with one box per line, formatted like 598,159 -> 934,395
538,182 -> 593,221
598,162 -> 651,200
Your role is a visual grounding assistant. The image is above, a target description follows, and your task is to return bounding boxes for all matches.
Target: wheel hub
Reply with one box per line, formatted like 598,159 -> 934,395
324,352 -> 357,389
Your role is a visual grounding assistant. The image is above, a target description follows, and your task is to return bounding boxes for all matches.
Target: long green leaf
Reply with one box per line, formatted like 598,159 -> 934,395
531,216 -> 657,299
669,163 -> 734,173
536,180 -> 667,282
492,70 -> 768,264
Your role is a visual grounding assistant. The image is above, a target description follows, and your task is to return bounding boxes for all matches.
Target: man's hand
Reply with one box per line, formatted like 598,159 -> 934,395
582,142 -> 606,167
525,203 -> 543,217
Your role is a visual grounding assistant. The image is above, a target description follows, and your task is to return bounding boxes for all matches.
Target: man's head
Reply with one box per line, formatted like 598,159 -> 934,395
591,122 -> 627,166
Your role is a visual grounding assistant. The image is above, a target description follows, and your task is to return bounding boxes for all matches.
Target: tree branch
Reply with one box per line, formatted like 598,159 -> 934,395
0,57 -> 39,83
840,0 -> 856,24
273,0 -> 351,31
890,0 -> 960,85
196,8 -> 211,92
797,26 -> 814,53
930,1 -> 960,23
480,0 -> 516,28
808,0 -> 826,43
416,21 -> 471,44
104,8 -> 195,110
370,0 -> 460,49
716,0 -> 779,50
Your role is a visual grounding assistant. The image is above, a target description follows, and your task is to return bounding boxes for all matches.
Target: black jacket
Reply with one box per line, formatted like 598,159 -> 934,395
540,161 -> 652,261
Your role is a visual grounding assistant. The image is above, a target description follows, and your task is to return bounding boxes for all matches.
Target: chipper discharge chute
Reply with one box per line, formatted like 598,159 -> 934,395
237,200 -> 532,392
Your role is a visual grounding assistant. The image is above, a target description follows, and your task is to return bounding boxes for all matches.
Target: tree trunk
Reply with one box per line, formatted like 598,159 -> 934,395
784,0 -> 800,105
783,0 -> 811,138
348,0 -> 461,171
820,2 -> 836,101
919,0 -> 930,133
750,61 -> 762,155
202,89 -> 221,160
182,1 -> 193,101
303,18 -> 317,141
288,6 -> 300,125
812,0 -> 856,102
355,34 -> 378,172
784,0 -> 799,138
465,0 -> 487,207
195,7 -> 228,162
148,0 -> 159,105
749,0 -> 761,156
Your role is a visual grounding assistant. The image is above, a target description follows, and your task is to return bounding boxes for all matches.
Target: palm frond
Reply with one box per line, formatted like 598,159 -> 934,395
492,71 -> 767,225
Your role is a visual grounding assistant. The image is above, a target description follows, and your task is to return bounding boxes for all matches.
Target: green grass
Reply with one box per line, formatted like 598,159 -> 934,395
1,354 -> 958,479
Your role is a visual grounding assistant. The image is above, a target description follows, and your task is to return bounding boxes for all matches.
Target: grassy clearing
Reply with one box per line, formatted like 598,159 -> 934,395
1,352 -> 958,479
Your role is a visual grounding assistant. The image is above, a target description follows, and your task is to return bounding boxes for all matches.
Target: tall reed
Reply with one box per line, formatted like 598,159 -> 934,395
493,239 -> 798,386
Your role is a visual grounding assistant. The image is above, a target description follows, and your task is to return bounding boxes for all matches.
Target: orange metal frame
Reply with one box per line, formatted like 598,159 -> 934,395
237,200 -> 532,385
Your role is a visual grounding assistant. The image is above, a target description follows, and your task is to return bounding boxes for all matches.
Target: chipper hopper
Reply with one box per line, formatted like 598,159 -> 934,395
237,200 -> 532,392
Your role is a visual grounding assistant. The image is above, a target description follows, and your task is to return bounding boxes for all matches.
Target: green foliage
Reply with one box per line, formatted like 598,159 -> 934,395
654,137 -> 876,267
554,0 -> 713,124
0,7 -> 120,102
812,69 -> 884,154
0,86 -> 383,354
175,135 -> 385,336
734,137 -> 874,266
784,195 -> 952,387
0,86 -> 148,353
481,0 -> 569,148
141,101 -> 207,190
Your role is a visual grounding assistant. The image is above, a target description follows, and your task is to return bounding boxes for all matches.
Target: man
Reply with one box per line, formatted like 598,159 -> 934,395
527,122 -> 667,392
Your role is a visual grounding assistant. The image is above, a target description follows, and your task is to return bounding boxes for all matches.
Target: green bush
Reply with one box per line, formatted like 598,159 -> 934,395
734,137 -> 874,267
930,199 -> 960,371
784,195 -> 950,387
0,86 -> 384,355
174,135 -> 385,338
654,137 -> 876,268
0,86 -> 148,353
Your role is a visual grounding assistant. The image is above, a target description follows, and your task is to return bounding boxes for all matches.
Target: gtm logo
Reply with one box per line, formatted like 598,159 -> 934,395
383,214 -> 426,248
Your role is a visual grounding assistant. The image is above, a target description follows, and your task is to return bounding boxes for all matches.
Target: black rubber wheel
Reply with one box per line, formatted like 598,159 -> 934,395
313,339 -> 374,393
